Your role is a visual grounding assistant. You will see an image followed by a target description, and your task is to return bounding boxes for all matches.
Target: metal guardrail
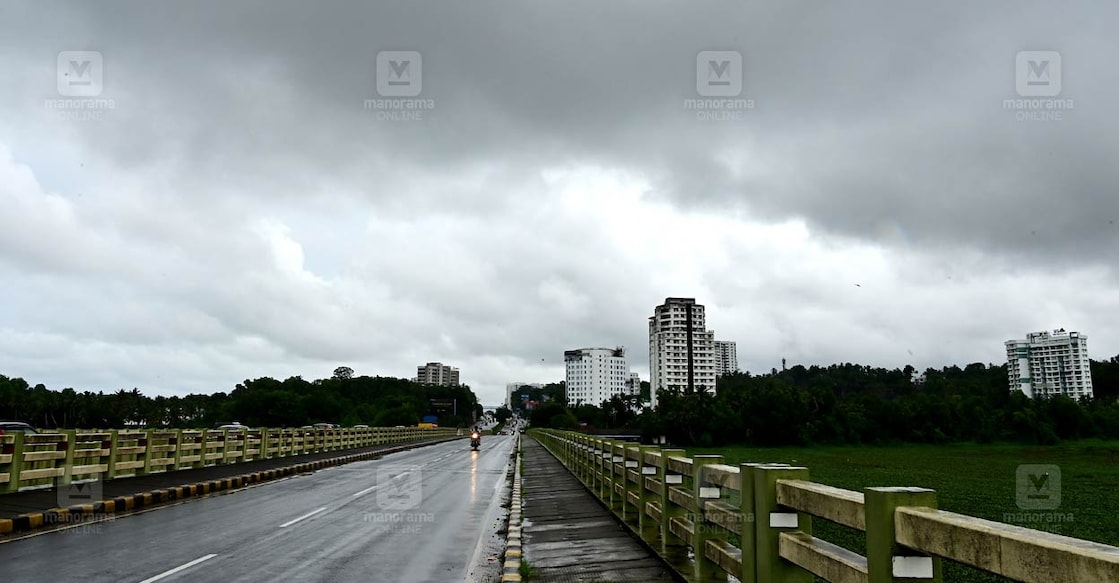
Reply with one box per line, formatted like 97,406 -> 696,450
0,426 -> 459,494
533,429 -> 1119,583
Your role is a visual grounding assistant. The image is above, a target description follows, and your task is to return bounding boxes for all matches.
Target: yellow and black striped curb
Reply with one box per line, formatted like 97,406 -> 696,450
502,434 -> 524,582
0,437 -> 458,536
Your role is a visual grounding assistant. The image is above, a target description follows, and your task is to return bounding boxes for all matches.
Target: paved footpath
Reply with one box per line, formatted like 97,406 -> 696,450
521,437 -> 677,583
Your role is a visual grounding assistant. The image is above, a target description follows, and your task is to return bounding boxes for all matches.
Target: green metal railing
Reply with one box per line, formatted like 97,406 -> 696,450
533,429 -> 1119,583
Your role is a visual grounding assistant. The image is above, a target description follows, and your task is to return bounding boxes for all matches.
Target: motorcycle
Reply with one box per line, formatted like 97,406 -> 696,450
470,431 -> 481,451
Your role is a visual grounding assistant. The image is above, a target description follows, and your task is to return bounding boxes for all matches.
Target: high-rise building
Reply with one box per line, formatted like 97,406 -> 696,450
648,297 -> 716,408
626,372 -> 642,398
415,362 -> 460,386
714,340 -> 739,376
564,347 -> 630,406
1005,329 -> 1093,399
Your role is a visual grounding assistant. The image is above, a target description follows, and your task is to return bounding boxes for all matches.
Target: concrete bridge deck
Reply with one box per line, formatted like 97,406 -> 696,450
521,436 -> 677,583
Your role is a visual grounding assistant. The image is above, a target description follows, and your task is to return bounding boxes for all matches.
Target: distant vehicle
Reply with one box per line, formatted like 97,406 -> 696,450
312,423 -> 338,429
216,423 -> 248,431
0,421 -> 37,435
353,424 -> 370,428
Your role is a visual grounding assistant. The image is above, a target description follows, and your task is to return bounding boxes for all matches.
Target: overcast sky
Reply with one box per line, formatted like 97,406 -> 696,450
1,1 -> 1116,406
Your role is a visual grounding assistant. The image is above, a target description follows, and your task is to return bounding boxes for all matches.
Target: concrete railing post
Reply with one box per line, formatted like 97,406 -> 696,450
57,430 -> 77,492
607,441 -> 623,514
754,465 -> 813,583
693,455 -> 727,582
865,487 -> 941,583
138,429 -> 154,476
637,446 -> 660,544
620,444 -> 640,526
736,463 -> 767,583
171,429 -> 183,470
658,448 -> 687,556
106,430 -> 120,479
2,432 -> 25,494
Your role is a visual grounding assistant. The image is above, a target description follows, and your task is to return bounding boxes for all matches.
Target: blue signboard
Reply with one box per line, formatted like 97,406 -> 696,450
422,415 -> 438,423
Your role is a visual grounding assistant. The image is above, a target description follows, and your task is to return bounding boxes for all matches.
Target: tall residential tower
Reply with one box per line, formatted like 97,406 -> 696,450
1005,329 -> 1093,399
648,298 -> 716,408
714,340 -> 739,376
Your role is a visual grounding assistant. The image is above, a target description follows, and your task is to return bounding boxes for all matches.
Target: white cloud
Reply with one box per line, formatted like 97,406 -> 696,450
0,0 -> 1116,408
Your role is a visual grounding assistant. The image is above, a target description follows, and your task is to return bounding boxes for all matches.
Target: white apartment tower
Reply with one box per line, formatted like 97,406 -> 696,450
564,347 -> 629,405
1005,329 -> 1094,399
715,340 -> 739,376
415,362 -> 460,386
626,372 -> 641,397
648,298 -> 717,408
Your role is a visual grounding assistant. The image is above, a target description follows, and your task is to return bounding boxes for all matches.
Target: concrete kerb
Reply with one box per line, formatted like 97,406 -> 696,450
0,436 -> 459,537
502,433 -> 524,582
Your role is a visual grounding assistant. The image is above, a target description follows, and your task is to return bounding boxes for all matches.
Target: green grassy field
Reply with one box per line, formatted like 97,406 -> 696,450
690,440 -> 1119,582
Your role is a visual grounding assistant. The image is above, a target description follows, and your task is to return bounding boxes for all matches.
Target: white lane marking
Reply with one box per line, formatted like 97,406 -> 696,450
351,471 -> 410,498
137,554 -> 217,583
279,507 -> 327,528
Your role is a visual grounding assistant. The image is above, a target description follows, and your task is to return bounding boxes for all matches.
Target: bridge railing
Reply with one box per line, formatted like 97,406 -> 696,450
533,429 -> 1119,583
0,426 -> 458,494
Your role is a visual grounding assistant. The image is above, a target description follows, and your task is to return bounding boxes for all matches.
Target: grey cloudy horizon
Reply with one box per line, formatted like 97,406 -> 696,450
1,0 -> 1117,406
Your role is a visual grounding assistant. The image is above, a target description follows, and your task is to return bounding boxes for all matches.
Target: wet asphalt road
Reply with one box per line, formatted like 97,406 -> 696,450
0,435 -> 515,583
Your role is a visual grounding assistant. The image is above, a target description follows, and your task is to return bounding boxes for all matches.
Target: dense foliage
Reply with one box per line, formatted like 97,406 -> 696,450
0,372 -> 483,429
643,359 -> 1119,447
522,358 -> 1119,448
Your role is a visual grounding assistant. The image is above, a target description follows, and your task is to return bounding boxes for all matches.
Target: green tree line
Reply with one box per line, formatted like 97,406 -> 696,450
0,371 -> 483,429
644,358 -> 1119,447
520,357 -> 1119,448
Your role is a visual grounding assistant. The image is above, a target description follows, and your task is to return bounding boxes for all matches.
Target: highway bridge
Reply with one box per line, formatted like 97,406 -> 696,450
0,432 -> 516,583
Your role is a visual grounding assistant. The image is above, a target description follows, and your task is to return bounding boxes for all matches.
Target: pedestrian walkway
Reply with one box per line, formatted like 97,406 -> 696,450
521,437 -> 676,583
0,437 -> 452,521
